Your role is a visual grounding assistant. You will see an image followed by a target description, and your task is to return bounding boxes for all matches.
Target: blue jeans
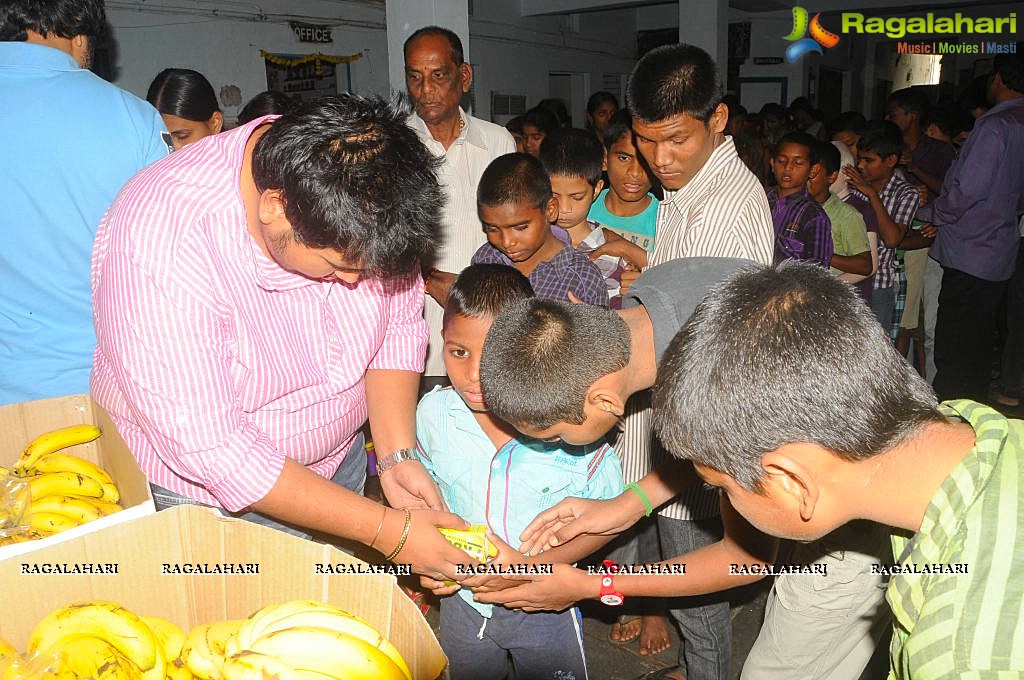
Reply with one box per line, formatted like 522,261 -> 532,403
150,432 -> 366,541
440,594 -> 587,680
658,515 -> 731,680
870,285 -> 896,337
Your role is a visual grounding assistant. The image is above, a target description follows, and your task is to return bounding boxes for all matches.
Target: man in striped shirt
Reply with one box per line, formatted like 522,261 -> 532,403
91,96 -> 471,580
653,263 -> 1024,678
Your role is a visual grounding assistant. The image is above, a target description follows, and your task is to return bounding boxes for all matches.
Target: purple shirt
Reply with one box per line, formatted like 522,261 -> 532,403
767,187 -> 833,268
923,98 -> 1024,282
905,134 -> 956,204
471,240 -> 609,307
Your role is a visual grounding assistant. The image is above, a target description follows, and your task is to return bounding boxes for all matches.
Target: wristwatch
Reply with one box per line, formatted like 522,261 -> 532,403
376,448 -> 418,475
599,560 -> 624,606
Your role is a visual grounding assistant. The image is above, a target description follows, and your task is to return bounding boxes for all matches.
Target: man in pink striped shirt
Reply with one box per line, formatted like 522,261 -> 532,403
92,95 -> 470,579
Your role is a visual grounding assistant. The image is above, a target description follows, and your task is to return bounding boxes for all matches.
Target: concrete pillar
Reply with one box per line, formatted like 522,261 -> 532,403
385,0 -> 470,96
678,0 -> 729,77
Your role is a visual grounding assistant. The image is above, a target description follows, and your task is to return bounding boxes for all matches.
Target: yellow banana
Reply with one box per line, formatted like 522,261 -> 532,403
248,626 -> 407,680
236,601 -> 410,680
30,495 -> 103,524
27,601 -> 165,680
42,635 -> 144,680
29,511 -> 81,534
29,453 -> 114,486
220,651 -> 301,680
140,616 -> 186,661
85,497 -> 124,516
28,471 -> 106,501
165,658 -> 194,680
181,620 -> 242,680
0,635 -> 22,680
15,425 -> 102,474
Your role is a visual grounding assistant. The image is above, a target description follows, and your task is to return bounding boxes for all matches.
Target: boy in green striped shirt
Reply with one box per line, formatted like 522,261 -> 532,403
652,262 -> 1024,678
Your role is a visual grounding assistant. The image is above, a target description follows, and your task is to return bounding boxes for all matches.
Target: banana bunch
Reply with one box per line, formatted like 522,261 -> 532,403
181,600 -> 411,680
24,601 -> 170,680
4,425 -> 123,541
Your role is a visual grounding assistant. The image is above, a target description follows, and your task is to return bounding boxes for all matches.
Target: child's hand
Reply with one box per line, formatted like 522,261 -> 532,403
460,531 -> 533,594
589,239 -> 648,271
419,574 -> 461,596
843,165 -> 876,200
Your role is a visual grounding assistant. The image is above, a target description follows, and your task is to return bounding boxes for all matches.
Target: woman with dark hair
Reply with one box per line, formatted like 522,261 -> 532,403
146,68 -> 223,150
586,91 -> 618,143
237,90 -> 295,125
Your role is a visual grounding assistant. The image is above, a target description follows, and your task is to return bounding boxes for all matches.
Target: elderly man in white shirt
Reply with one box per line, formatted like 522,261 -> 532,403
403,26 -> 515,385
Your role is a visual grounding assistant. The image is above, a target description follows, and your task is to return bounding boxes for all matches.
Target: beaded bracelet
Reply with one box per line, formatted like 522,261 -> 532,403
625,482 -> 653,517
385,508 -> 413,561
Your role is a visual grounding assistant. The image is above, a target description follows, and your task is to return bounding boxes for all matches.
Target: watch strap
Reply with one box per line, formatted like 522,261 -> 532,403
376,447 -> 418,475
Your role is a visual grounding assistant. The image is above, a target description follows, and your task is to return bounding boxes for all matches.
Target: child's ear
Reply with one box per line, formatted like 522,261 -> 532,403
587,385 -> 625,418
884,153 -> 899,169
602,150 -> 609,172
808,162 -> 823,180
593,178 -> 605,198
545,196 -> 558,222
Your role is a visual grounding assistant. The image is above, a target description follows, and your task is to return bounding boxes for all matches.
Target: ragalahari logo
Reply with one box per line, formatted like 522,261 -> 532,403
783,7 -> 840,62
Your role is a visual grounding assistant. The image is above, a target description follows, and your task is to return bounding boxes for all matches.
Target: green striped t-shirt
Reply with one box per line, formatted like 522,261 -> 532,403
888,400 -> 1024,678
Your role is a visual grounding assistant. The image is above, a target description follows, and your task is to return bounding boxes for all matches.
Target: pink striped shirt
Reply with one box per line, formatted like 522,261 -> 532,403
91,119 -> 427,511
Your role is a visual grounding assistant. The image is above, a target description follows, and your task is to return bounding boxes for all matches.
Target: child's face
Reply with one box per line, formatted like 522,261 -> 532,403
772,142 -> 815,196
514,409 -> 621,447
511,131 -> 526,154
606,134 -> 652,203
806,165 -> 836,202
549,174 -> 601,231
588,101 -> 617,135
856,149 -> 896,185
522,124 -> 546,157
479,200 -> 557,266
443,313 -> 492,412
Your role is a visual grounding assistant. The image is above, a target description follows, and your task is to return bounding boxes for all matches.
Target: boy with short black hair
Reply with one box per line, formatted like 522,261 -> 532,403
539,127 -> 628,306
417,263 -> 624,680
588,109 -> 660,254
471,152 -> 609,307
809,140 -> 872,278
768,131 -> 833,267
844,120 -> 920,338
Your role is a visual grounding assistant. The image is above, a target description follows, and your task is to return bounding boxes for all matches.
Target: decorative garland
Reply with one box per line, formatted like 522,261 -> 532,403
260,50 -> 363,75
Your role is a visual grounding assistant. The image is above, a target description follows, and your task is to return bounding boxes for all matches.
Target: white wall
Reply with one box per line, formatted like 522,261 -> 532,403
103,0 -> 636,126
106,0 -> 391,119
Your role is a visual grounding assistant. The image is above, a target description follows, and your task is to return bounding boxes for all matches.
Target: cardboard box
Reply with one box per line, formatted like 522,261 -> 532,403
0,394 -> 154,559
0,505 -> 446,679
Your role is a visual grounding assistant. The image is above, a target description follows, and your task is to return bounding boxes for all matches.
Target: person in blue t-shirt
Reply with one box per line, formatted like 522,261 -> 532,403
415,263 -> 624,680
0,0 -> 169,405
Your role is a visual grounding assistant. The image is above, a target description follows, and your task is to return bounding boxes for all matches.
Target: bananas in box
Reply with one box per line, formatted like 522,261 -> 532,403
4,599 -> 412,680
440,525 -> 499,562
0,425 -> 123,545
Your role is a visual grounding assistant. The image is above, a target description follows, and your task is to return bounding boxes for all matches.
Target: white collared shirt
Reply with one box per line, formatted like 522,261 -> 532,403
407,109 -> 515,376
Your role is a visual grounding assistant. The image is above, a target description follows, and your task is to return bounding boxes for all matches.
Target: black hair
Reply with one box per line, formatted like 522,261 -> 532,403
601,109 -> 634,150
404,25 -> 464,65
886,87 -> 930,118
0,0 -> 106,41
481,298 -> 631,429
443,264 -> 535,328
146,68 -> 220,122
815,139 -> 841,175
477,153 -> 552,210
652,262 -> 943,492
537,98 -> 572,128
505,116 -> 525,136
523,106 -> 560,136
627,43 -> 723,124
237,90 -> 295,125
538,128 -> 605,187
828,111 -> 866,137
587,91 -> 619,117
995,51 -> 1024,94
774,131 -> 820,165
858,120 -> 903,159
251,94 -> 443,276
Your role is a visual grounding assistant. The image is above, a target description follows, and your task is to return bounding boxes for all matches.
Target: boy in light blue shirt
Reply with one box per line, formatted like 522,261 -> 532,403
416,263 -> 624,680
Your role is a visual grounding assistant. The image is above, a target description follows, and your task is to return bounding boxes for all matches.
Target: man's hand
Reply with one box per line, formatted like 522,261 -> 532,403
518,496 -> 641,557
467,563 -> 592,612
379,459 -> 447,511
386,509 -> 470,580
423,269 -> 457,306
843,166 -> 878,201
